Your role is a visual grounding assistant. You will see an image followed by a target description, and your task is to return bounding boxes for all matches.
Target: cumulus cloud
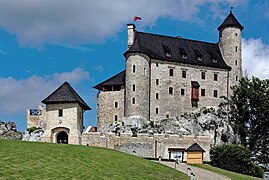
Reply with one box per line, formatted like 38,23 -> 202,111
0,0 -> 239,47
0,68 -> 90,115
242,38 -> 269,79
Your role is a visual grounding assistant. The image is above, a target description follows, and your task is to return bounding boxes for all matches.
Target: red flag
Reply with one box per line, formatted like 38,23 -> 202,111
134,16 -> 142,21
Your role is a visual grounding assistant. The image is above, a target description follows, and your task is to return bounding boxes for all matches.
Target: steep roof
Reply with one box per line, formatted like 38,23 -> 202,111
42,82 -> 91,110
93,70 -> 125,90
124,32 -> 231,70
218,12 -> 244,31
185,143 -> 205,152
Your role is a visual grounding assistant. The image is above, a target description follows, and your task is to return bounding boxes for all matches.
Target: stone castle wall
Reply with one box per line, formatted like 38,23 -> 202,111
97,89 -> 125,130
82,132 -> 211,161
219,27 -> 242,97
125,54 -> 150,120
150,60 -> 229,120
27,105 -> 46,129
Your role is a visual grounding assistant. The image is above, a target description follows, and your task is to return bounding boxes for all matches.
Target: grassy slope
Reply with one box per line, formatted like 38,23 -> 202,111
0,139 -> 188,179
191,164 -> 262,180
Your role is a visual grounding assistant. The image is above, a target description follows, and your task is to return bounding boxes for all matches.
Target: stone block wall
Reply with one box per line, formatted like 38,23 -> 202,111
97,89 -> 125,130
26,105 -> 46,129
82,132 -> 211,161
125,54 -> 150,120
42,103 -> 82,145
150,60 -> 228,120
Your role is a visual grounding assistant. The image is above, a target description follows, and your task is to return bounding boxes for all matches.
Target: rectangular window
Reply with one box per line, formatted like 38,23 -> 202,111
156,63 -> 159,67
214,90 -> 218,97
166,114 -> 169,118
214,74 -> 218,81
169,69 -> 174,76
156,108 -> 159,114
181,89 -> 185,95
156,79 -> 159,85
132,65 -> 136,73
235,46 -> 238,52
115,102 -> 118,108
156,93 -> 159,99
201,72 -> 205,80
132,84 -> 135,91
169,87 -> 173,94
115,115 -> 118,121
182,70 -> 186,78
58,109 -> 63,117
201,89 -> 205,96
132,98 -> 135,104
235,60 -> 238,66
236,75 -> 238,81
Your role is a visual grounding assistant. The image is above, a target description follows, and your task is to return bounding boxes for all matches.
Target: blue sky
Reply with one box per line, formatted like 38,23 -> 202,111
1,0 -> 269,131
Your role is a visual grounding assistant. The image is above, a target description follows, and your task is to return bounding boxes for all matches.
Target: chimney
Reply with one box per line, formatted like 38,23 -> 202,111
127,23 -> 136,49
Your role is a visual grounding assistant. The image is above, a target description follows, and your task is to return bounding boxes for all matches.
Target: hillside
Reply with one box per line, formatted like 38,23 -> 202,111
0,140 -> 188,179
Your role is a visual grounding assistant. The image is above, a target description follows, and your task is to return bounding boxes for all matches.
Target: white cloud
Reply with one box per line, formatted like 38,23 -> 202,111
0,68 -> 90,115
242,38 -> 269,79
0,0 -> 240,47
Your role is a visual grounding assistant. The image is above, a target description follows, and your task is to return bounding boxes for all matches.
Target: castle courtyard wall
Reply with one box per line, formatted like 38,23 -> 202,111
82,132 -> 211,161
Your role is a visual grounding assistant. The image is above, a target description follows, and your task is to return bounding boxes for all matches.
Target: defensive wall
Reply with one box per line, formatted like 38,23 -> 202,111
82,132 -> 211,161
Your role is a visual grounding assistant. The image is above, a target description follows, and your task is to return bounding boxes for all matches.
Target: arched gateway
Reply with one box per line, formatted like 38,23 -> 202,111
57,131 -> 68,144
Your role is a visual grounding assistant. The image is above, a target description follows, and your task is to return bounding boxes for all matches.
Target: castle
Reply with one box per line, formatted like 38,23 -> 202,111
94,11 -> 243,130
26,11 -> 243,162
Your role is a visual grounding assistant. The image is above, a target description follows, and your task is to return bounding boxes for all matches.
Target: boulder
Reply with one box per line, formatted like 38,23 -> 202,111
0,121 -> 22,140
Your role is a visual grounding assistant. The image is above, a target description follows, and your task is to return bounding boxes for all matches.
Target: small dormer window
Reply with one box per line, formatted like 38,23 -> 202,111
162,45 -> 171,57
194,50 -> 203,61
209,51 -> 217,63
179,48 -> 187,60
166,52 -> 171,57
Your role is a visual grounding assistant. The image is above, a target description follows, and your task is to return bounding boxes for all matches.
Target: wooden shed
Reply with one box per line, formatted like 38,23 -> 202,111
186,143 -> 205,164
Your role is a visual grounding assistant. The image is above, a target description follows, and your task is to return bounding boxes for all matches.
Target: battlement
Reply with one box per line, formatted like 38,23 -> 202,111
82,132 -> 211,161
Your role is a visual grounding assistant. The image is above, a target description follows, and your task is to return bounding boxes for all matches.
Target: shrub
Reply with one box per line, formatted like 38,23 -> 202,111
210,144 -> 263,178
26,126 -> 41,133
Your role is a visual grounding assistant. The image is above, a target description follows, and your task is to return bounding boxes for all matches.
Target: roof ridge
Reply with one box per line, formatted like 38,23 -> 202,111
136,31 -> 217,45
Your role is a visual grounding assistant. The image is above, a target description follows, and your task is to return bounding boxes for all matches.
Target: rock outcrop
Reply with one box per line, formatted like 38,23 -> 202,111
22,129 -> 44,142
0,121 -> 22,140
99,106 -> 239,146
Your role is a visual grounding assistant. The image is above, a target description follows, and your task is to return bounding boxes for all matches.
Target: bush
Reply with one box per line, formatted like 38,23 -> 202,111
210,144 -> 263,178
26,126 -> 41,133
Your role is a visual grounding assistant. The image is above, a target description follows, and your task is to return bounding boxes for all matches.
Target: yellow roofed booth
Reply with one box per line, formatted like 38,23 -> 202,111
186,143 -> 205,164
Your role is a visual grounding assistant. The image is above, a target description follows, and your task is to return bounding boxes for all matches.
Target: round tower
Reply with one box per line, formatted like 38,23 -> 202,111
125,53 -> 150,120
218,9 -> 244,97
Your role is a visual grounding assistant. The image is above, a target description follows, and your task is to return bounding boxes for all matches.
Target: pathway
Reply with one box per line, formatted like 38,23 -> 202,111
159,161 -> 230,180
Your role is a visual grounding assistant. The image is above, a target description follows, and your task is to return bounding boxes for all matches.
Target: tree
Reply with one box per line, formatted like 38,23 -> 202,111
229,77 -> 269,166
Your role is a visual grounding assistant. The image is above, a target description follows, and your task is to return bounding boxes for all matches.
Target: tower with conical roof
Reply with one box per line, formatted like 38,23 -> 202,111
218,9 -> 244,96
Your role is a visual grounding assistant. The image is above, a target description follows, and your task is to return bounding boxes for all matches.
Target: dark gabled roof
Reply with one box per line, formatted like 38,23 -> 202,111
218,12 -> 244,31
42,81 -> 91,110
185,143 -> 205,152
93,70 -> 125,90
124,32 -> 231,70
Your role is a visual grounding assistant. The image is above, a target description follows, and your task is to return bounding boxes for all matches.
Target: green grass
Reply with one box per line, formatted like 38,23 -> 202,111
190,164 -> 262,180
0,139 -> 188,179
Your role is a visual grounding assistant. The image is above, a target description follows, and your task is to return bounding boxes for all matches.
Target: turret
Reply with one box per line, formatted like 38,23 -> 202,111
218,9 -> 244,97
125,24 -> 150,120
